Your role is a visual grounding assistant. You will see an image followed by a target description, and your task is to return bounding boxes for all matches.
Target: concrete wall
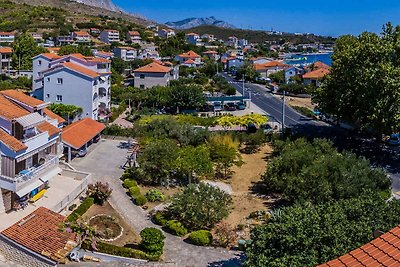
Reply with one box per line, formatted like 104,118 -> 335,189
134,72 -> 169,89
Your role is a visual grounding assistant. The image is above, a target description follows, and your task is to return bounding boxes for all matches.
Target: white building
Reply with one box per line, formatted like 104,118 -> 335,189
0,32 -> 15,44
133,62 -> 178,89
71,31 -> 91,43
126,31 -> 142,44
113,47 -> 138,61
32,53 -> 112,121
158,29 -> 175,39
99,30 -> 120,44
227,36 -> 239,48
185,33 -> 200,45
0,90 -> 64,214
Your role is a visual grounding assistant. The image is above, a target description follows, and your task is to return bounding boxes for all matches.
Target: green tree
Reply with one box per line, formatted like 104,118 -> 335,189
263,138 -> 390,204
269,70 -> 285,84
166,183 -> 232,230
12,34 -> 46,70
236,63 -> 260,81
168,84 -> 206,113
48,103 -> 82,123
314,22 -> 400,134
140,227 -> 165,258
245,194 -> 400,267
175,145 -> 213,184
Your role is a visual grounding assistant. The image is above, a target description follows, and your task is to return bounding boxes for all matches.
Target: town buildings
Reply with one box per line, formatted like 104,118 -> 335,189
0,47 -> 12,74
32,53 -> 112,121
71,31 -> 91,43
0,90 -> 64,214
186,33 -> 200,45
158,28 -> 175,39
126,31 -> 142,44
99,30 -> 120,44
0,32 -> 15,44
175,50 -> 202,64
133,61 -> 178,89
113,46 -> 138,61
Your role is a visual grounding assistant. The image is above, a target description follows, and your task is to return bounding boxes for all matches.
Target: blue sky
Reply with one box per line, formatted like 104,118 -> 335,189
114,0 -> 400,37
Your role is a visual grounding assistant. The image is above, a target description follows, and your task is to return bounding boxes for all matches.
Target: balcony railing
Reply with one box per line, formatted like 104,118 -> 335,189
15,155 -> 59,184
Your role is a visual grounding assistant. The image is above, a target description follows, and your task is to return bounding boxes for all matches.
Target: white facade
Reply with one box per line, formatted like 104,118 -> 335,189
113,47 -> 138,61
158,29 -> 175,39
0,32 -> 15,43
100,30 -> 120,44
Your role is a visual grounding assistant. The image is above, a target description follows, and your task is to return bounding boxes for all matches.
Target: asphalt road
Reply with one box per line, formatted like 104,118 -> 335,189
220,73 -> 400,196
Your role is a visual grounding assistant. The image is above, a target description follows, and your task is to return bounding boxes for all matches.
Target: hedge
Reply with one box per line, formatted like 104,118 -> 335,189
188,230 -> 213,246
135,194 -> 148,206
129,186 -> 141,198
123,179 -> 138,189
67,197 -> 94,222
165,220 -> 188,237
152,212 -> 168,226
82,241 -> 149,260
145,189 -> 165,202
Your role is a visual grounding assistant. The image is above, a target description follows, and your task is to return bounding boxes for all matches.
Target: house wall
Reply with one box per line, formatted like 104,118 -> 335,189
134,72 -> 169,89
32,56 -> 52,92
43,69 -> 97,120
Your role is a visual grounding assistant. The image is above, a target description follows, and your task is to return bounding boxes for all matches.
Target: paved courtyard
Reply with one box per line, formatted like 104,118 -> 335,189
71,139 -> 243,267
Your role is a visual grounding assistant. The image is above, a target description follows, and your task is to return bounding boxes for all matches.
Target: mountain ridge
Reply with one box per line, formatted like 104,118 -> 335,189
71,0 -> 123,13
166,16 -> 236,30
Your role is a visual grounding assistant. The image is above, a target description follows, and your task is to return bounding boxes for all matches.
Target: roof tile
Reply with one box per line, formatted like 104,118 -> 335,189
62,118 -> 105,149
0,128 -> 27,152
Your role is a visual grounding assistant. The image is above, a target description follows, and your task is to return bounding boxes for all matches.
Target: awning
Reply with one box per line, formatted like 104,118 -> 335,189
15,113 -> 45,129
40,167 -> 61,183
16,180 -> 44,198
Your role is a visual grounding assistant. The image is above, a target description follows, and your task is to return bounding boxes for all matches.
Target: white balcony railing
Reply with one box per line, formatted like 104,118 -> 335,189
15,155 -> 59,184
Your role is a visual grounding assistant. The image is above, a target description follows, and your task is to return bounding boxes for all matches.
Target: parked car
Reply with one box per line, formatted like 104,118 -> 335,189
213,102 -> 223,112
387,134 -> 400,146
93,135 -> 101,143
73,148 -> 87,158
236,102 -> 246,110
225,102 -> 236,111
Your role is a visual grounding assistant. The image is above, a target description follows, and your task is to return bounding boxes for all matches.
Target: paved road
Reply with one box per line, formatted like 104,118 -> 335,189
71,140 -> 243,267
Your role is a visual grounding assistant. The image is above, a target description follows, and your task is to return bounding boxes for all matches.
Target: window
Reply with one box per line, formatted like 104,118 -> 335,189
140,74 -> 145,79
56,95 -> 63,102
140,84 -> 145,89
47,77 -> 50,82
46,94 -> 50,98
38,60 -> 42,66
57,78 -> 63,84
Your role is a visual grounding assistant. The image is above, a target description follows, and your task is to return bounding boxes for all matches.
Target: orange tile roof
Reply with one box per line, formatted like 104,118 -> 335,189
73,31 -> 89,36
0,32 -> 14,35
61,62 -> 101,78
203,50 -> 218,54
128,31 -> 140,36
178,50 -> 201,59
263,60 -> 289,68
313,61 -> 330,70
184,59 -> 196,64
44,108 -> 66,124
0,95 -> 30,120
0,90 -> 46,109
0,128 -> 27,152
254,64 -> 267,71
1,207 -> 77,262
40,53 -> 62,60
62,118 -> 105,149
68,53 -> 111,63
134,62 -> 171,73
37,121 -> 61,137
319,225 -> 400,267
303,68 -> 330,79
0,47 -> 12,53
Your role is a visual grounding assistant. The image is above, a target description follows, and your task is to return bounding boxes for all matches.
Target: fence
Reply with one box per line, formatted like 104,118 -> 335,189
52,170 -> 90,213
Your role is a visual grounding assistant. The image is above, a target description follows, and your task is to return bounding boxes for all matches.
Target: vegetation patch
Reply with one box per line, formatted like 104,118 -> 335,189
89,215 -> 123,241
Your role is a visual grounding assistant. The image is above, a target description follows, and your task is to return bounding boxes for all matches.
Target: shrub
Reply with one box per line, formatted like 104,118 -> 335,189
145,189 -> 165,202
135,194 -> 148,206
152,212 -> 168,226
67,197 -> 94,222
214,221 -> 236,248
68,204 -> 77,211
140,227 -> 165,257
129,186 -> 141,198
123,179 -> 138,189
165,220 -> 188,237
188,230 -> 213,246
82,240 -> 147,260
87,182 -> 112,205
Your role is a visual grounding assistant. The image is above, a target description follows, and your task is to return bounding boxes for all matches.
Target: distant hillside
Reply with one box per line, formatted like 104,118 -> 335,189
182,25 -> 335,44
72,0 -> 122,13
8,0 -> 151,26
166,16 -> 235,30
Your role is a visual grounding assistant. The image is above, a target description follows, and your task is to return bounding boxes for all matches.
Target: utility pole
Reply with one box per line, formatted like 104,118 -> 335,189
242,73 -> 245,96
282,90 -> 286,133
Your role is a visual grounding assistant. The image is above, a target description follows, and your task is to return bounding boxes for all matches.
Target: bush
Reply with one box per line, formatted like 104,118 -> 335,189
67,197 -> 94,222
68,204 -> 77,211
135,194 -> 148,206
188,230 -> 213,246
145,189 -> 165,202
292,106 -> 315,118
152,212 -> 168,226
87,182 -> 112,205
123,179 -> 138,189
82,240 -> 147,260
165,220 -> 188,237
140,227 -> 165,257
129,186 -> 141,198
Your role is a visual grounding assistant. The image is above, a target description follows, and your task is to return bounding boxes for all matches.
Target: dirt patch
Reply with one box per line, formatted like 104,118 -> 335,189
286,96 -> 315,110
83,201 -> 140,246
225,145 -> 273,231
141,186 -> 180,210
89,215 -> 122,241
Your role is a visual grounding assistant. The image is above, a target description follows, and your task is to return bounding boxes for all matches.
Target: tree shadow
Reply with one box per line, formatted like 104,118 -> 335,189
207,254 -> 245,267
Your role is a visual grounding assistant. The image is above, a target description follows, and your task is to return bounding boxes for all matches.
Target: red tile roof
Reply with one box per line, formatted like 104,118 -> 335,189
40,53 -> 62,60
0,95 -> 30,120
313,61 -> 330,70
44,108 -> 66,124
0,90 -> 46,109
128,31 -> 140,36
319,225 -> 400,267
73,31 -> 90,36
0,47 -> 12,53
178,50 -> 201,59
203,50 -> 218,54
62,118 -> 105,149
263,60 -> 289,68
37,121 -> 61,137
134,62 -> 171,73
303,68 -> 330,79
0,128 -> 27,152
184,59 -> 196,64
1,207 -> 77,263
61,62 -> 101,78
